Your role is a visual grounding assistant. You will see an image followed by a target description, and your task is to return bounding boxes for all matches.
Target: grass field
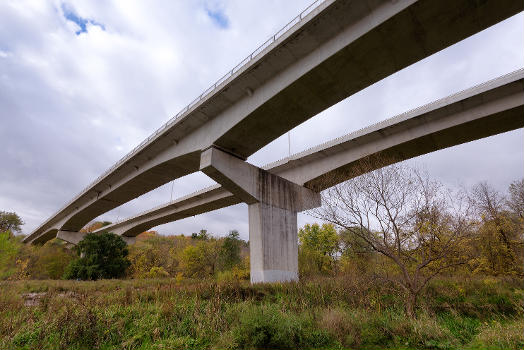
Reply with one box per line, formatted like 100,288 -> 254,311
1,275 -> 522,349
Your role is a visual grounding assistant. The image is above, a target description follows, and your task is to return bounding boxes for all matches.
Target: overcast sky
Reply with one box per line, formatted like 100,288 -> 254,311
1,1 -> 523,241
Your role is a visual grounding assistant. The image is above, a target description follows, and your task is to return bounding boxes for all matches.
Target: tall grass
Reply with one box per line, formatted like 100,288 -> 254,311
0,275 -> 522,349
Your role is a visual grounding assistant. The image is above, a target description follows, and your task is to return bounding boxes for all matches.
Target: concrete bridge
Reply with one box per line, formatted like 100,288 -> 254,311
24,0 -> 522,244
63,69 -> 524,282
25,0 -> 523,282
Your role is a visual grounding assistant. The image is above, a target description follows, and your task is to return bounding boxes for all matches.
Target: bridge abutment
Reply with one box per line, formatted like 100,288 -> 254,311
200,146 -> 320,283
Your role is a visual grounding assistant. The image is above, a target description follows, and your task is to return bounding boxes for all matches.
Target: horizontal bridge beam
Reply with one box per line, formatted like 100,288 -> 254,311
200,147 -> 320,211
94,69 -> 524,238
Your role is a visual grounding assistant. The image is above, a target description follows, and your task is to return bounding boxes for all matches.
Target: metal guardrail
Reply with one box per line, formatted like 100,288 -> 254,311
43,0 -> 328,226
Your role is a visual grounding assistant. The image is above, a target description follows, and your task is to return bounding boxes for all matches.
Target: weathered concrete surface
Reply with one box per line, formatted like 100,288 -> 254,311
200,147 -> 320,283
249,203 -> 299,283
200,147 -> 320,210
94,69 -> 524,239
26,0 -> 523,244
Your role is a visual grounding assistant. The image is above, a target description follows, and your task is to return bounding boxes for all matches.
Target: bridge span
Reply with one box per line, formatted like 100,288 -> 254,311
24,0 -> 522,249
55,69 -> 524,283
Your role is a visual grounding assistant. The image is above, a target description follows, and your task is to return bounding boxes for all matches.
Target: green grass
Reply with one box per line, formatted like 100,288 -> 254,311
0,276 -> 522,349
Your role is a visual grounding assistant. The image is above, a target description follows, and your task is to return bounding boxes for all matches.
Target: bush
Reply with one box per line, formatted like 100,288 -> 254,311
218,230 -> 242,271
63,232 -> 130,280
126,234 -> 191,278
230,304 -> 335,349
145,266 -> 170,278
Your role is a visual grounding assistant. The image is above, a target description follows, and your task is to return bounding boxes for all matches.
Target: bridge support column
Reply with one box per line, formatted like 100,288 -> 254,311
200,146 -> 320,283
248,202 -> 299,283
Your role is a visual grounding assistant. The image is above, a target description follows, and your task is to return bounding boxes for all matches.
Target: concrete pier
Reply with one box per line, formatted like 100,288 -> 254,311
248,202 -> 299,283
200,147 -> 320,283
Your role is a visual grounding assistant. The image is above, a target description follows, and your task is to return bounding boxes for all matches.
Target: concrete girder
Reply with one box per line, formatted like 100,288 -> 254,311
93,69 -> 524,241
200,147 -> 321,283
271,70 -> 524,190
25,0 -> 524,245
107,186 -> 240,238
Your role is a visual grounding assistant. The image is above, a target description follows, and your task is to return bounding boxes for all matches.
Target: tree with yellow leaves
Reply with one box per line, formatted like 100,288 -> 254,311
298,223 -> 339,276
469,181 -> 523,277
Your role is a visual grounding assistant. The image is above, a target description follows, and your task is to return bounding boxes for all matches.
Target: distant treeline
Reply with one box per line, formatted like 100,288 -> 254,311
0,227 -> 249,282
1,173 -> 522,287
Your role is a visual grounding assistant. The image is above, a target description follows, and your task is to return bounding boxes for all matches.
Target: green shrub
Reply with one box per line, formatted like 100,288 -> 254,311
426,277 -> 522,318
63,232 -> 130,280
12,328 -> 41,348
145,266 -> 170,278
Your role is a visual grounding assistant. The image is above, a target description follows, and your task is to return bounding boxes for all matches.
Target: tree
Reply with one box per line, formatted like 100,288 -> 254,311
298,223 -> 339,276
0,211 -> 24,235
218,230 -> 242,271
507,179 -> 524,219
25,240 -> 75,279
469,182 -> 523,276
0,231 -> 21,279
312,160 -> 473,317
127,234 -> 191,278
338,227 -> 374,274
180,239 -> 220,277
191,229 -> 210,240
63,232 -> 130,280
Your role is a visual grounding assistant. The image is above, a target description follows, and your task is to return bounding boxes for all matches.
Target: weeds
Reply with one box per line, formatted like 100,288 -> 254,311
0,276 -> 522,349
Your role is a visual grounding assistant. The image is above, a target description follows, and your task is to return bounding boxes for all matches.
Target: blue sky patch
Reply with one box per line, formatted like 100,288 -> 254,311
205,7 -> 229,29
62,4 -> 105,35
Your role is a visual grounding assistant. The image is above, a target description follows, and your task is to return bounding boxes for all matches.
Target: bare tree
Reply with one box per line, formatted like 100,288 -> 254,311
310,159 -> 473,317
508,179 -> 524,219
470,182 -> 506,220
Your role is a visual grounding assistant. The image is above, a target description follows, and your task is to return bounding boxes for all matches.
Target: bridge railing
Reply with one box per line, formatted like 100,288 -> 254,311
42,0 -> 328,228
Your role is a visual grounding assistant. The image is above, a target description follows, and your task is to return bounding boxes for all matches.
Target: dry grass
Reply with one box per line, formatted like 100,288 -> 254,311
467,319 -> 524,350
0,276 -> 522,349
